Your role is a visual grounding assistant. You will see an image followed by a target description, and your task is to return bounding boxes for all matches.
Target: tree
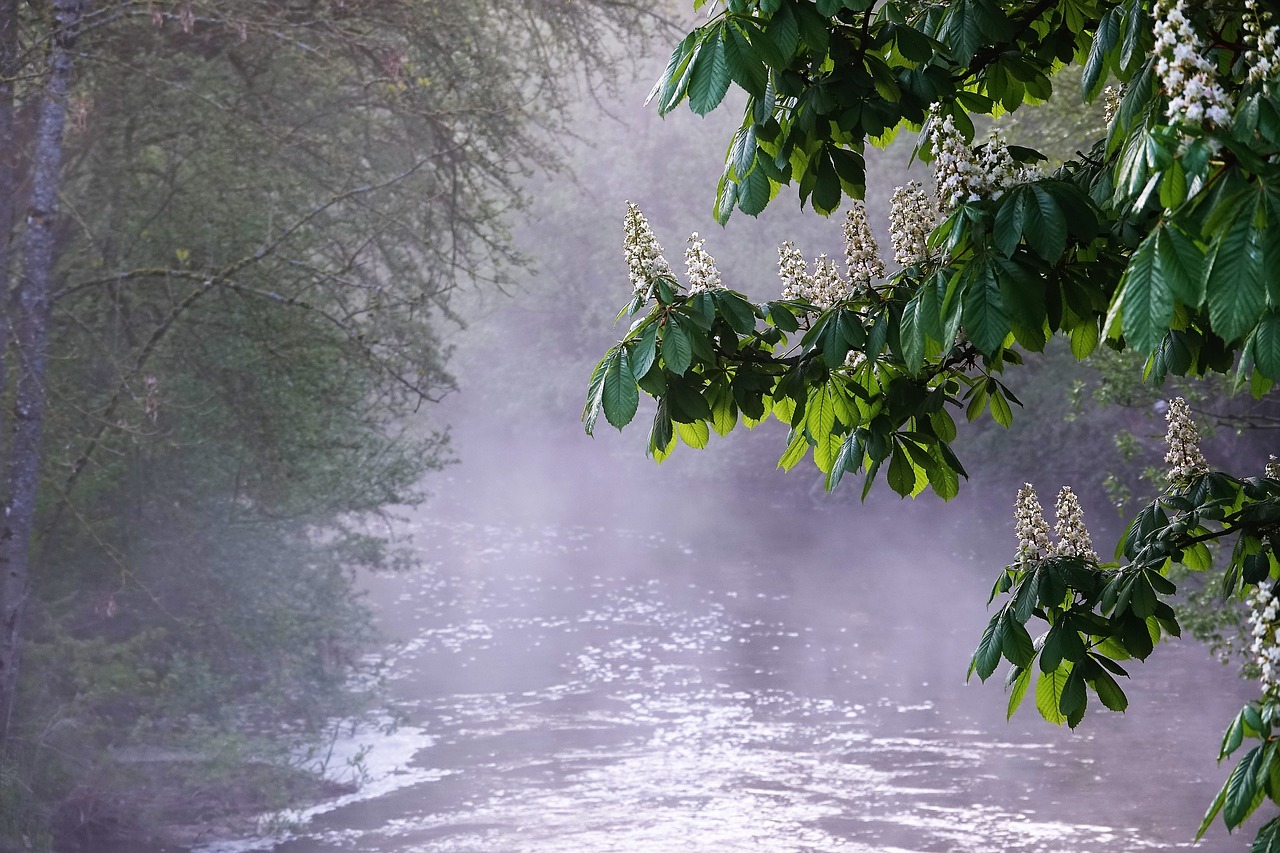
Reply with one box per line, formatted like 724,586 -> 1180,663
583,0 -> 1280,846
0,0 -> 661,843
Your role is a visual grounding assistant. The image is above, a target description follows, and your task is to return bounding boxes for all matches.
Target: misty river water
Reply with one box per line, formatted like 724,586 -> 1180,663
190,403 -> 1252,853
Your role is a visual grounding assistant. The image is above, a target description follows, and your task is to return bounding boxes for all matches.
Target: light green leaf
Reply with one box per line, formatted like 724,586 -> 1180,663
777,430 -> 810,471
676,418 -> 710,449
1006,664 -> 1032,719
1035,664 -> 1071,725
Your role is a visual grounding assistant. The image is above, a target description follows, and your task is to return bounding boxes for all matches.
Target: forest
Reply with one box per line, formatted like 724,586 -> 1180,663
1,0 -> 1279,850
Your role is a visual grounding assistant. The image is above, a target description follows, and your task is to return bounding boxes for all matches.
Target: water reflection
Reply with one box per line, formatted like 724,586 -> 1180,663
198,442 -> 1250,851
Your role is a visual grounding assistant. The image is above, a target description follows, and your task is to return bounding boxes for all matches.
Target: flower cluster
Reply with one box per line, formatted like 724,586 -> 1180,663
1164,397 -> 1209,481
1249,583 -> 1280,698
623,202 -> 672,296
1014,483 -> 1053,563
1267,455 -> 1280,480
888,181 -> 937,267
684,232 -> 722,294
1014,483 -> 1097,564
1244,0 -> 1280,88
1052,486 -> 1097,561
1102,85 -> 1124,125
778,240 -> 814,302
1152,0 -> 1233,127
778,243 -> 850,309
842,201 -> 885,287
928,110 -> 1037,210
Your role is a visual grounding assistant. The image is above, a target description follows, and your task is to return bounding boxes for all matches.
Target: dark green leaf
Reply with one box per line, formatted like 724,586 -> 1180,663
662,316 -> 694,376
688,27 -> 732,116
1117,233 -> 1169,354
602,349 -> 639,430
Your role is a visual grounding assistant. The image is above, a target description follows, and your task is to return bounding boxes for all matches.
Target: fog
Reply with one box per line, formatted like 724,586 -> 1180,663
173,75 -> 1255,853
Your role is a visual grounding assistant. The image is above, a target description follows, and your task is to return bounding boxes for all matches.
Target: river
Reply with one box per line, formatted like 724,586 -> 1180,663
191,411 -> 1252,853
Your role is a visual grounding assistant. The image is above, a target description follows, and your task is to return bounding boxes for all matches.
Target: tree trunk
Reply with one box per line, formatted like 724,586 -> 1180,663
0,0 -> 86,744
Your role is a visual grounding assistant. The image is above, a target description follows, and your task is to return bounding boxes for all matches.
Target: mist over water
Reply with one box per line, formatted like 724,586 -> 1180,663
198,82 -> 1252,852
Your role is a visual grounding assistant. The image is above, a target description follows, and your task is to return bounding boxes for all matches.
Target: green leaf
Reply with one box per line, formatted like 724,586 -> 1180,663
899,290 -> 929,374
1225,745 -> 1268,828
630,321 -> 660,380
1000,613 -> 1035,667
602,349 -> 639,430
887,442 -> 915,497
989,385 -> 1013,428
1035,664 -> 1070,725
1155,225 -> 1206,307
1206,204 -> 1267,344
583,353 -> 609,435
1252,818 -> 1280,853
969,611 -> 1005,681
1088,664 -> 1128,712
777,430 -> 810,471
651,32 -> 699,115
1006,663 -> 1032,719
714,290 -> 758,334
676,418 -> 710,449
648,397 -> 675,460
707,380 -> 738,436
1059,664 -> 1088,723
723,21 -> 768,98
1082,7 -> 1120,99
689,27 -> 732,116
1023,186 -> 1068,261
1069,318 -> 1100,359
962,261 -> 1011,355
662,316 -> 694,376
1116,233 -> 1169,354
1252,310 -> 1280,380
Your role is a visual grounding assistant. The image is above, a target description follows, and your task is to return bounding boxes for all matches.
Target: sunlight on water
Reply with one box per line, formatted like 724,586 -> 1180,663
198,506 -> 1233,852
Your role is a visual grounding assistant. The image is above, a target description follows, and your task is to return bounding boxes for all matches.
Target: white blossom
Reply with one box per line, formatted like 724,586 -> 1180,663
1052,486 -> 1097,561
778,243 -> 850,310
927,107 -> 1039,211
684,232 -> 722,294
1103,85 -> 1124,125
1248,583 -> 1280,698
778,240 -> 814,303
810,254 -> 847,309
1164,396 -> 1209,481
1152,0 -> 1233,128
1014,483 -> 1053,564
1244,0 -> 1280,89
842,201 -> 885,287
888,181 -> 937,267
1266,455 -> 1280,480
623,201 -> 672,296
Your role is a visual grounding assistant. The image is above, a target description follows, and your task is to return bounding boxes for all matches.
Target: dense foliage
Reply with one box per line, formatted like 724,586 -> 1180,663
0,0 -> 653,847
584,0 -> 1280,845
